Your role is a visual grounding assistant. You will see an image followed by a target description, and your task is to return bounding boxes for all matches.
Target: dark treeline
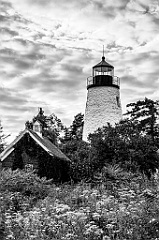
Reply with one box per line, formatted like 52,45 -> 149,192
1,98 -> 159,182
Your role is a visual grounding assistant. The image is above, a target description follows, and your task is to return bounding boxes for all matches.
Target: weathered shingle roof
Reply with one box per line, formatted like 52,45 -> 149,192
0,129 -> 70,162
29,130 -> 70,161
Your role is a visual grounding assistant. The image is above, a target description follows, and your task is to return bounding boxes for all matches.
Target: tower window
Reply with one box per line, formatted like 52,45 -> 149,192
34,125 -> 40,132
116,96 -> 120,107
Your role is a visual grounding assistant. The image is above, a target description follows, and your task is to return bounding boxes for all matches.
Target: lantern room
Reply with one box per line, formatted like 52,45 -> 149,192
87,56 -> 120,89
93,56 -> 114,76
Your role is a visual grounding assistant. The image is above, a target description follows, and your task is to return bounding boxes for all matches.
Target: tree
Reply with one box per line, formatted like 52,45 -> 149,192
70,113 -> 84,140
60,139 -> 91,181
88,119 -> 159,178
44,112 -> 65,144
125,98 -> 159,142
26,108 -> 65,145
0,121 -> 5,154
61,127 -> 72,143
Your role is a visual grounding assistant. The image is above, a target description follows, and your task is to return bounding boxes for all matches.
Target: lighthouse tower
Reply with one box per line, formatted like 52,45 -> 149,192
83,55 -> 122,141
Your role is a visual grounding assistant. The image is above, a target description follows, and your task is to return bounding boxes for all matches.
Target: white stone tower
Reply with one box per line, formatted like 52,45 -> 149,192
83,55 -> 122,141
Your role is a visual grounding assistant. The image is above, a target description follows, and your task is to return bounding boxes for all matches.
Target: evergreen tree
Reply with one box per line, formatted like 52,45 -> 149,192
0,121 -> 4,153
61,127 -> 72,143
25,121 -> 33,130
88,119 -> 159,178
125,98 -> 159,142
70,113 -> 84,140
26,108 -> 65,145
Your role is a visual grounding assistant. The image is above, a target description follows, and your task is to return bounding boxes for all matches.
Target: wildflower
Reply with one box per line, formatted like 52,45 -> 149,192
103,236 -> 111,240
92,212 -> 100,220
15,213 -> 23,222
106,223 -> 114,229
55,203 -> 70,213
94,228 -> 103,235
83,190 -> 90,195
41,208 -> 46,212
75,211 -> 87,221
85,224 -> 99,235
96,200 -> 105,209
90,189 -> 100,197
6,233 -> 14,239
149,218 -> 157,223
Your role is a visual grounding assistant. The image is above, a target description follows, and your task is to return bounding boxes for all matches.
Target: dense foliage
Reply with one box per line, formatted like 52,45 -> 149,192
62,98 -> 159,181
69,113 -> 84,141
0,120 -> 5,154
0,169 -> 52,239
61,118 -> 159,182
1,98 -> 159,239
2,98 -> 159,182
88,120 -> 159,179
25,108 -> 65,145
60,140 -> 92,181
125,98 -> 159,142
1,169 -> 159,239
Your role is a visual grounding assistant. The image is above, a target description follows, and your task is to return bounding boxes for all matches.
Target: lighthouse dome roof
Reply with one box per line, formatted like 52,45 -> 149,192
93,56 -> 114,69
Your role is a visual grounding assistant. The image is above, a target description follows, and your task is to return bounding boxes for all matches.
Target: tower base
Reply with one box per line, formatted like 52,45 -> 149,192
83,86 -> 122,141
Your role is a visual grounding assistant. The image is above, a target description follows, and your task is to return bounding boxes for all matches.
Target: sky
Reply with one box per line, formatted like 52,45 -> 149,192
0,0 -> 159,143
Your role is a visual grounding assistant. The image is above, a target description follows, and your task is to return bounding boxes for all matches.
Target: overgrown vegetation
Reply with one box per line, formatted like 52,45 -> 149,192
1,169 -> 159,239
62,98 -> 159,181
1,97 -> 159,239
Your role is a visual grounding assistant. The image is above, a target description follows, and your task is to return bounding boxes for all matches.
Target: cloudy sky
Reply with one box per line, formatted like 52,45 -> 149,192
0,0 -> 159,143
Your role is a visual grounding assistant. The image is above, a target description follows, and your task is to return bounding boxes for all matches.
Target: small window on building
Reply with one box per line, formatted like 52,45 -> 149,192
34,125 -> 40,132
116,96 -> 120,107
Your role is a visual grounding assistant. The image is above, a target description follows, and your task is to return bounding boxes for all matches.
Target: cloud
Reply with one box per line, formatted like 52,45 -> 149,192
0,87 -> 27,106
0,0 -> 159,143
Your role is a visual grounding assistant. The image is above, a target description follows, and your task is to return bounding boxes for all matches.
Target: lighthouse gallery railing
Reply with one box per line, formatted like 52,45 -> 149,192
87,76 -> 120,88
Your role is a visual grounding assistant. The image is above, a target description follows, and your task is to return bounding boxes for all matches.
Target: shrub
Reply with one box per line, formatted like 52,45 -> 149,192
0,169 -> 51,205
2,175 -> 159,240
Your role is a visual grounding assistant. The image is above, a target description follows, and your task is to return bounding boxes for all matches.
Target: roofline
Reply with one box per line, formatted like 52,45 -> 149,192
33,120 -> 43,125
0,129 -> 70,162
93,63 -> 114,69
0,129 -> 27,161
0,129 -> 54,161
1,147 -> 14,162
28,131 -> 54,156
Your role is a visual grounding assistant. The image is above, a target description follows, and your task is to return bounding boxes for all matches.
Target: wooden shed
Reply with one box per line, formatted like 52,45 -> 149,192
0,128 -> 70,182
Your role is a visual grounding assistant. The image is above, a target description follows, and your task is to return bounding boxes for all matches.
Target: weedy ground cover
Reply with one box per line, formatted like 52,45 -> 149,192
0,169 -> 159,239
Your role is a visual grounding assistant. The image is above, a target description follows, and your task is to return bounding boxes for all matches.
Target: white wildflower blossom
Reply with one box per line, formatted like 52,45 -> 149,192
85,224 -> 99,235
81,206 -> 91,214
103,235 -> 111,240
90,189 -> 100,197
65,210 -> 87,222
96,200 -> 105,209
92,212 -> 100,220
6,233 -> 14,239
15,213 -> 23,222
74,211 -> 87,221
65,233 -> 75,239
41,207 -> 46,212
95,228 -> 104,235
83,189 -> 90,195
149,218 -> 157,223
54,203 -> 71,213
106,223 -> 114,229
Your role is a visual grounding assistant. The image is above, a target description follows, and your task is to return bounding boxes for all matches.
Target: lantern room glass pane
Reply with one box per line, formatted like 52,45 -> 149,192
94,68 -> 114,76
